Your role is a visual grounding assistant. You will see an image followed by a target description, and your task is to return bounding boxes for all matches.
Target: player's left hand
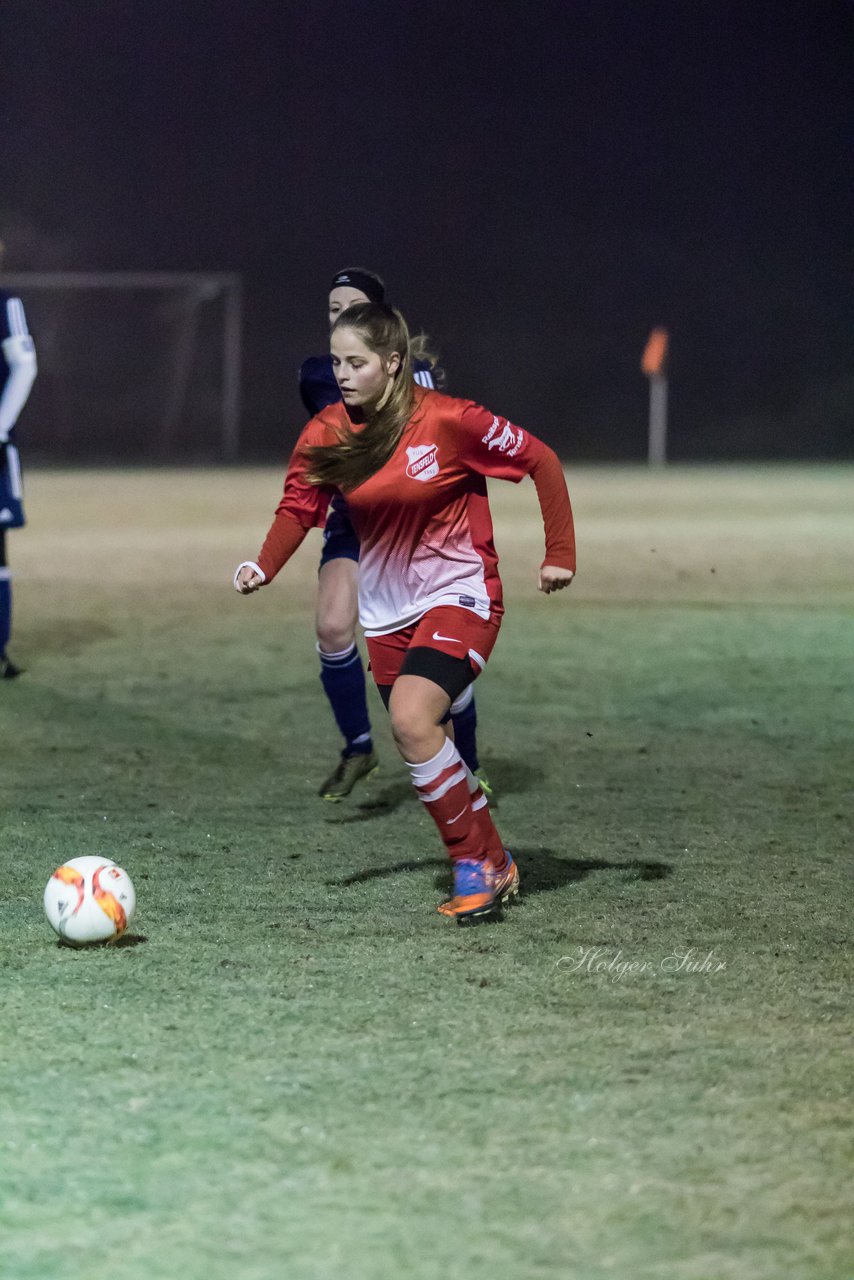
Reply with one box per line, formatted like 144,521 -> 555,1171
538,565 -> 574,594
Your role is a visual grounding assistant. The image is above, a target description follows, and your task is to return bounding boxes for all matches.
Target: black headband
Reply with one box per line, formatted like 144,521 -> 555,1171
329,269 -> 385,305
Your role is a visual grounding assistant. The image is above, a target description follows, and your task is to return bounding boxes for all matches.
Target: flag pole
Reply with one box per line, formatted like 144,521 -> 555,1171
641,328 -> 669,466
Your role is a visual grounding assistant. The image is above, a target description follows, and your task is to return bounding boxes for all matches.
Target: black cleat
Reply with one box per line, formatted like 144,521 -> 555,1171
0,653 -> 23,679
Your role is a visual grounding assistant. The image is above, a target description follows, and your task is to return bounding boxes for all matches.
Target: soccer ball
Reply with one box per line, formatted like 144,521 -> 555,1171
44,856 -> 136,947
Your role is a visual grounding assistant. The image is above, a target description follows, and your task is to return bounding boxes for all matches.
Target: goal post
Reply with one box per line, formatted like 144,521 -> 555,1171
0,271 -> 243,461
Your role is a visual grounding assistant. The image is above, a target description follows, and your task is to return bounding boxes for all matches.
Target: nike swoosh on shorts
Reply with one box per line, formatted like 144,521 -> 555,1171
432,632 -> 461,643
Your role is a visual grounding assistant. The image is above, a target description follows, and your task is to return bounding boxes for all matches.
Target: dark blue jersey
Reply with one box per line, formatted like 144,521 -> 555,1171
299,352 -> 436,418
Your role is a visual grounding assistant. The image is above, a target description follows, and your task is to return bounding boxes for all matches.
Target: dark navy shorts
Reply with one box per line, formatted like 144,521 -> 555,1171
0,444 -> 25,529
319,495 -> 360,570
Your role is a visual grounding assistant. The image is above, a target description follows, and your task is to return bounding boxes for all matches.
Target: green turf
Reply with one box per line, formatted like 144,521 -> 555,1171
1,466 -> 851,1280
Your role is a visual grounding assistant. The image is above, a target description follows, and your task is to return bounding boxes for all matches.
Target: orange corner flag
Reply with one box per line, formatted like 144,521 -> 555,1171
641,328 -> 669,377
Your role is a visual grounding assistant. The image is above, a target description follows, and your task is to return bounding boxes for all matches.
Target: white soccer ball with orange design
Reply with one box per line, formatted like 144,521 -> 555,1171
44,856 -> 136,947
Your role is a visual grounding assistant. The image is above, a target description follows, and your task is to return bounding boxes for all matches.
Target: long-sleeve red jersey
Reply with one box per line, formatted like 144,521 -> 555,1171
254,387 -> 575,636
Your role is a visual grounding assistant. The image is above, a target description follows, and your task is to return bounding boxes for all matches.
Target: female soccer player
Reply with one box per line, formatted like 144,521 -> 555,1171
301,268 -> 485,801
235,303 -> 575,921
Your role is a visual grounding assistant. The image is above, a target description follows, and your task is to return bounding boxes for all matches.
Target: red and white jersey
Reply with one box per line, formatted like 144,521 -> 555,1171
257,388 -> 575,637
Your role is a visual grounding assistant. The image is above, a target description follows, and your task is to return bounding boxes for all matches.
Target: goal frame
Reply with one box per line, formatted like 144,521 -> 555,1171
0,271 -> 243,460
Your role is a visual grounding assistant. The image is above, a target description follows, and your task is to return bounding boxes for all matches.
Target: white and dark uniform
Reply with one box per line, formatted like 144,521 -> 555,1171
0,292 -> 35,528
0,290 -> 37,669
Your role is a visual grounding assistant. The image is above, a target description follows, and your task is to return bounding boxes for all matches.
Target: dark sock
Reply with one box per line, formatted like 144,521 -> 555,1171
452,694 -> 479,773
0,572 -> 11,655
318,643 -> 373,756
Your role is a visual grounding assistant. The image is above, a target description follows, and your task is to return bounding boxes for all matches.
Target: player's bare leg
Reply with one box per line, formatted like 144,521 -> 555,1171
315,556 -> 377,799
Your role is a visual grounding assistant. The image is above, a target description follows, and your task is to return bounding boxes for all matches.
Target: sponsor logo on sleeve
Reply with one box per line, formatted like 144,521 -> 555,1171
485,421 -> 525,456
406,443 -> 439,482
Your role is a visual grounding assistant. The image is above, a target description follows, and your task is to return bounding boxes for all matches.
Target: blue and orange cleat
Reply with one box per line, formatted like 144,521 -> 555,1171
491,849 -> 520,904
437,852 -> 519,921
437,859 -> 496,920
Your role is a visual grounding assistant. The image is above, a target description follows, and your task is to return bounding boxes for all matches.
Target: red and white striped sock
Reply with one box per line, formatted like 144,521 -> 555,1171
406,738 -> 503,864
462,764 -> 506,866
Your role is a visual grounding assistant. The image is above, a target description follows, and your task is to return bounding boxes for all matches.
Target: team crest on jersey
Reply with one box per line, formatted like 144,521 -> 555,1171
482,416 -> 524,456
406,443 -> 439,482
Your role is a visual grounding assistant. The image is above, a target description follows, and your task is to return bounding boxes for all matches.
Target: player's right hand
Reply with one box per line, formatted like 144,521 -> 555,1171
234,564 -> 264,594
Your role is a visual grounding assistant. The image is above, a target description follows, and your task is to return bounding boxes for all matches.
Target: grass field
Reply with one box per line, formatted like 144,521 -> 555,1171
1,464 -> 852,1280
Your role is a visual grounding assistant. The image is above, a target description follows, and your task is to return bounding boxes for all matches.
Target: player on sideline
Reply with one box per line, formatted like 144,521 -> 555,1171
300,268 -> 487,802
235,302 -> 575,921
0,259 -> 38,680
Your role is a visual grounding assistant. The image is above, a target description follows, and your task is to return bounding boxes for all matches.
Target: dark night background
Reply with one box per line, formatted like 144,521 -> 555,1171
1,0 -> 851,461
